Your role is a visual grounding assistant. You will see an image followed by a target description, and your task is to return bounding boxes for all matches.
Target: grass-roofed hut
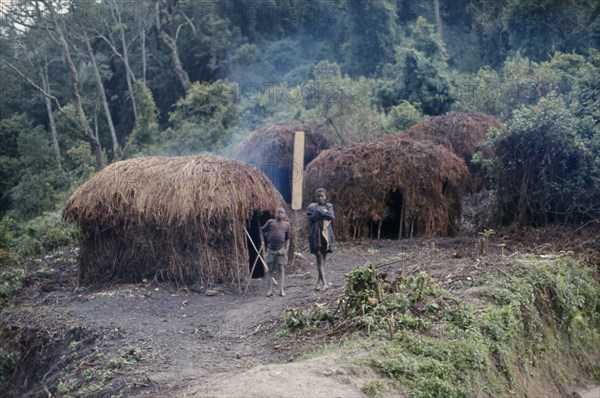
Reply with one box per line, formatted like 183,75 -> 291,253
63,155 -> 284,288
304,139 -> 469,240
395,112 -> 503,191
233,122 -> 333,202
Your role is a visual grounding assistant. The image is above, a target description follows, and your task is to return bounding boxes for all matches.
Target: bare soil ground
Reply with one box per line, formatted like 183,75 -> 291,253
1,224 -> 599,397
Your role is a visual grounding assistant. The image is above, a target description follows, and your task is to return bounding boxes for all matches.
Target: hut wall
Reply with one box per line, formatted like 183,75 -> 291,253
303,139 -> 469,241
64,156 -> 283,287
395,112 -> 503,192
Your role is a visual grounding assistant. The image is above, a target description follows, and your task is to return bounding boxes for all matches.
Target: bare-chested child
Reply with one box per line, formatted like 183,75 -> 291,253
261,207 -> 291,297
307,188 -> 334,291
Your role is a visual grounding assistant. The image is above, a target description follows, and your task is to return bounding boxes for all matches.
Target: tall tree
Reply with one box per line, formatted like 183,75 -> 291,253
83,31 -> 119,155
341,0 -> 400,76
40,62 -> 61,168
89,0 -> 140,126
155,0 -> 194,91
2,0 -> 105,169
433,0 -> 443,41
502,0 -> 598,61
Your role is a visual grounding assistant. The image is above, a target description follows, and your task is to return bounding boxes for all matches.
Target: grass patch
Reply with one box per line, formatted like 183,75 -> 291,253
284,255 -> 600,397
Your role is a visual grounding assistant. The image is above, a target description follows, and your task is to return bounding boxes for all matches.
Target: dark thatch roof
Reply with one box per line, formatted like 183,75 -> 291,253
63,155 -> 284,287
232,122 -> 333,202
304,138 -> 469,240
394,112 -> 503,191
233,122 -> 333,168
395,112 -> 502,162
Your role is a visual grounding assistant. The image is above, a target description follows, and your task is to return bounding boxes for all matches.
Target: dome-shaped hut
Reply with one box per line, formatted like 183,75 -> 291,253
396,112 -> 502,163
233,122 -> 333,202
395,112 -> 503,191
304,139 -> 469,240
63,155 -> 284,288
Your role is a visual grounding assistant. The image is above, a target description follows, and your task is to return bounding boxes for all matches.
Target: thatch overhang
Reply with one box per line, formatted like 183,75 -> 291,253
64,155 -> 284,287
395,112 -> 503,191
304,138 -> 469,240
233,122 -> 333,202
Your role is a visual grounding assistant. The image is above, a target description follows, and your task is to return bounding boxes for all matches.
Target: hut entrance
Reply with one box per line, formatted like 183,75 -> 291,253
271,166 -> 292,204
375,190 -> 405,240
259,165 -> 292,203
246,211 -> 271,278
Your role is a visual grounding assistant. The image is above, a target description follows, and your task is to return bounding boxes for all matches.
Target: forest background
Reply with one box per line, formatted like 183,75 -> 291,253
0,0 -> 598,262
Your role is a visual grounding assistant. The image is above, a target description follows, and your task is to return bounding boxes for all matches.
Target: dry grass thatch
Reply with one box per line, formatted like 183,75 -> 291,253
232,122 -> 333,202
396,112 -> 502,162
394,112 -> 503,191
233,122 -> 333,168
63,155 -> 284,287
304,139 -> 469,240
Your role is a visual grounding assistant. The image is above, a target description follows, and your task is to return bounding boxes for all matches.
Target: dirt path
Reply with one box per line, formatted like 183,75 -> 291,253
2,226 -> 598,397
63,241 -> 405,395
1,237 -> 468,396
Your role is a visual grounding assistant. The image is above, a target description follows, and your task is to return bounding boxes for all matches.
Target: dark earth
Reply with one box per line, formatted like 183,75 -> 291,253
1,222 -> 599,397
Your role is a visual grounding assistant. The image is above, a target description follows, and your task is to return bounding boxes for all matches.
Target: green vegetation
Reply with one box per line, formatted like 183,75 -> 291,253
0,347 -> 16,383
284,256 -> 600,397
0,0 -> 597,245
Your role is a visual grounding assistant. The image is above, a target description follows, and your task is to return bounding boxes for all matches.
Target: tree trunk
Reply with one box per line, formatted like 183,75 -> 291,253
84,32 -> 119,156
155,1 -> 192,92
40,65 -> 61,169
433,0 -> 444,42
141,28 -> 147,83
118,25 -> 139,125
54,21 -> 104,169
159,31 -> 192,92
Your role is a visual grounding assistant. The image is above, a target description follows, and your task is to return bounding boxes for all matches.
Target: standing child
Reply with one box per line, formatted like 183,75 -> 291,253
307,188 -> 334,291
261,207 -> 291,297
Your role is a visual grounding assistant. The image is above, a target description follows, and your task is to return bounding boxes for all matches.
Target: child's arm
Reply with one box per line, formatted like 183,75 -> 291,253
260,220 -> 271,243
322,203 -> 334,220
307,203 -> 322,221
285,223 -> 291,251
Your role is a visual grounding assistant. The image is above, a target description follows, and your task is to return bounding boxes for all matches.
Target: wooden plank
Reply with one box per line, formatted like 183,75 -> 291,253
291,131 -> 305,210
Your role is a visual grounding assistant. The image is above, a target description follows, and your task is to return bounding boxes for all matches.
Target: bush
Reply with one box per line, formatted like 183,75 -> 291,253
0,249 -> 16,268
384,101 -> 426,133
490,94 -> 599,225
0,266 -> 24,298
8,212 -> 79,259
25,212 -> 79,252
0,347 -> 16,383
0,217 -> 15,249
161,81 -> 239,154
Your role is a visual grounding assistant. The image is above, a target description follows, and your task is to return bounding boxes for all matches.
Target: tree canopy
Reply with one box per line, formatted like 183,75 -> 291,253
0,0 -> 598,228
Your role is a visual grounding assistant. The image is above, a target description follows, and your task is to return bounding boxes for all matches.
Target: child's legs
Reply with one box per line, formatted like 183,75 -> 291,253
265,252 -> 275,296
315,250 -> 327,290
278,260 -> 286,295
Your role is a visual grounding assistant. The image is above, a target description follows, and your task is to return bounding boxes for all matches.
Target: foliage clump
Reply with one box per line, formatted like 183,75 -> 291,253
285,256 -> 600,397
490,95 -> 600,225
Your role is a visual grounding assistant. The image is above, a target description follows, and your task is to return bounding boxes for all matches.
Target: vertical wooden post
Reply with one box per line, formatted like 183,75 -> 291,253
291,131 -> 305,210
398,197 -> 405,239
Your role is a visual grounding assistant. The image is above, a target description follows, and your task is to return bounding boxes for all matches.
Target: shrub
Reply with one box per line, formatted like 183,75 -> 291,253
0,347 -> 16,383
9,211 -> 78,259
490,94 -> 599,225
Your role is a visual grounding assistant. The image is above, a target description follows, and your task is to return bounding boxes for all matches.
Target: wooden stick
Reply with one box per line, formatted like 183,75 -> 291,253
243,226 -> 269,273
232,215 -> 241,293
244,242 -> 263,294
398,197 -> 405,239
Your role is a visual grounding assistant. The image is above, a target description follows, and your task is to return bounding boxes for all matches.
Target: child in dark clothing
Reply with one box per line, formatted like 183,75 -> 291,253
261,207 -> 291,297
307,188 -> 334,291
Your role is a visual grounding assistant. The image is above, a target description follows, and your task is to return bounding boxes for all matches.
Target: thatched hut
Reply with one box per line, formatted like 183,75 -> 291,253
233,122 -> 333,202
63,155 -> 284,287
304,139 -> 469,240
395,112 -> 503,191
396,112 -> 502,162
